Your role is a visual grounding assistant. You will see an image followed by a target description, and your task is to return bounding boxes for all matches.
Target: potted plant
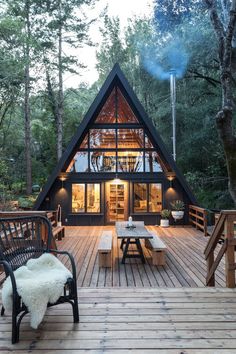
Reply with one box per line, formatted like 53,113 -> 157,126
160,209 -> 171,227
170,200 -> 185,221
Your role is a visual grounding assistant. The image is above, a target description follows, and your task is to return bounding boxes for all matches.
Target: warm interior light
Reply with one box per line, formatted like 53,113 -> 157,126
113,174 -> 121,184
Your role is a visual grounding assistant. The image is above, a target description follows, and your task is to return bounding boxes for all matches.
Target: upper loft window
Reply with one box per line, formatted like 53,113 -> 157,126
65,83 -> 165,173
117,88 -> 138,123
90,129 -> 116,149
95,88 -> 116,123
95,87 -> 138,124
117,129 -> 143,149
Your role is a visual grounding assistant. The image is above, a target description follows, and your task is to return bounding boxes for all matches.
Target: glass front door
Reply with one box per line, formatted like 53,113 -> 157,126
105,181 -> 128,223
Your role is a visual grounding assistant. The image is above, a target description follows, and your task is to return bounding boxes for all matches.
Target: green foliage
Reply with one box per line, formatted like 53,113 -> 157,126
18,195 -> 37,209
170,200 -> 185,211
161,209 -> 171,219
0,2 -> 234,210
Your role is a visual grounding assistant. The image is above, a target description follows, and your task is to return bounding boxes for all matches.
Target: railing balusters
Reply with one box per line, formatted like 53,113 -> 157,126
189,205 -> 208,236
205,211 -> 236,288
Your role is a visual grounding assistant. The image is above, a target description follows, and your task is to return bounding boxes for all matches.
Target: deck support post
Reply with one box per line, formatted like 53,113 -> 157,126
207,251 -> 215,286
225,215 -> 235,288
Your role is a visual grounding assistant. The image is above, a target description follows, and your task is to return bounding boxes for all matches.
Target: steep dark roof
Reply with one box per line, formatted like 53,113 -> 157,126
34,63 -> 197,209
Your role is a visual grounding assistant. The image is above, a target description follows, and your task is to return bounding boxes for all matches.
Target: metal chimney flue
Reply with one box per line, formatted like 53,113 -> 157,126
170,70 -> 176,161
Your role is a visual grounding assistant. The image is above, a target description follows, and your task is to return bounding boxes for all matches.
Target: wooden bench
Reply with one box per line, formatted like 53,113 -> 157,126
98,231 -> 113,267
145,234 -> 167,266
46,211 -> 65,241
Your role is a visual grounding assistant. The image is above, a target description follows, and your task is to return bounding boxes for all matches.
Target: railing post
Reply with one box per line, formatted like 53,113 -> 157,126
207,251 -> 215,286
203,209 -> 208,236
225,215 -> 235,288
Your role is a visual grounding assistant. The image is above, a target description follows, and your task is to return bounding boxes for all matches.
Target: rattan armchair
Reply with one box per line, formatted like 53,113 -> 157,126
0,215 -> 79,344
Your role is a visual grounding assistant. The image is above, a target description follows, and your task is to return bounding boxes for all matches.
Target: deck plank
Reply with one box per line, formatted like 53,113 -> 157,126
55,226 -> 229,288
1,287 -> 236,352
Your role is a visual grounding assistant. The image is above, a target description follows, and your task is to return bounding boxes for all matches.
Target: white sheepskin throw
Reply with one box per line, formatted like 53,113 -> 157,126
2,253 -> 72,329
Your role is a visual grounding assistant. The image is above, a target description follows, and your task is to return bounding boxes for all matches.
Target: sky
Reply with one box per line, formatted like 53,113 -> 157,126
64,0 -> 154,88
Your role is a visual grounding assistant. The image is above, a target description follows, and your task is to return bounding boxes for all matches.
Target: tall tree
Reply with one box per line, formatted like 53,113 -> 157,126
205,0 -> 236,205
41,0 -> 95,161
23,0 -> 32,195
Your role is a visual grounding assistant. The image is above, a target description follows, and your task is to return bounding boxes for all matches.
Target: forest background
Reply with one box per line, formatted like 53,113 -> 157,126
0,0 -> 235,211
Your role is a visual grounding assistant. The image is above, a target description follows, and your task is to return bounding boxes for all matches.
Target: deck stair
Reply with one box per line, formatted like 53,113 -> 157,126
205,210 -> 236,288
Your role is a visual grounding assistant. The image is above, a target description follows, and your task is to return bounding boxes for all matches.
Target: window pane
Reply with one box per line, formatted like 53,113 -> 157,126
117,129 -> 143,148
134,183 -> 147,212
72,184 -> 85,213
90,151 -> 116,172
149,183 -> 162,212
79,134 -> 88,148
117,88 -> 138,123
87,184 -> 100,213
145,151 -> 163,172
66,152 -> 88,172
95,88 -> 116,123
90,129 -> 116,149
145,134 -> 154,148
117,152 -> 143,172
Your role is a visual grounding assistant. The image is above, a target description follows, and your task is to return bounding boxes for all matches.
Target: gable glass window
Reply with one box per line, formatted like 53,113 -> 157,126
133,183 -> 162,213
145,152 -> 163,172
118,151 -> 143,172
95,88 -> 116,123
65,84 -> 166,174
66,152 -> 89,172
117,88 -> 138,123
90,129 -> 116,149
90,151 -> 116,172
72,183 -> 100,213
117,129 -> 143,149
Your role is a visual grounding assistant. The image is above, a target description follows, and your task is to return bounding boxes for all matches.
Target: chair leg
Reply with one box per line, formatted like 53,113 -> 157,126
1,306 -> 5,316
12,310 -> 19,344
72,283 -> 79,323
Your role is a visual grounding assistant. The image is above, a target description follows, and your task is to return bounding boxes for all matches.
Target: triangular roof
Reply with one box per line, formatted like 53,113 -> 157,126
34,63 -> 197,209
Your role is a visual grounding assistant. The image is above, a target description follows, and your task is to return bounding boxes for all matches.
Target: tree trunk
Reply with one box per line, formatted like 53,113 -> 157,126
24,0 -> 32,195
57,3 -> 63,161
205,0 -> 236,206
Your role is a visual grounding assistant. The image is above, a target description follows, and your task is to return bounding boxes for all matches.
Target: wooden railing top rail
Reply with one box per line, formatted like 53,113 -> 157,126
189,205 -> 207,213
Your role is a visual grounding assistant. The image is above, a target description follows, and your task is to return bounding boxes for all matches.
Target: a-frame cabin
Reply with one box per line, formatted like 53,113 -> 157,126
34,64 -> 197,226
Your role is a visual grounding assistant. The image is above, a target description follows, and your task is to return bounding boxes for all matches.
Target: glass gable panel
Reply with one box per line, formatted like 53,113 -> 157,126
134,183 -> 147,212
79,134 -> 88,148
90,151 -> 116,172
72,184 -> 85,212
145,151 -> 163,172
66,151 -> 89,172
145,134 -> 154,148
117,129 -> 143,149
95,88 -> 116,123
90,129 -> 116,149
87,184 -> 100,213
117,88 -> 138,123
117,151 -> 143,172
149,183 -> 162,212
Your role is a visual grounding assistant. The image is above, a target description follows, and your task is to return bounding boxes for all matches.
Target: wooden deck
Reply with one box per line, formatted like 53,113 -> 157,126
1,226 -> 236,352
56,226 -> 227,288
1,287 -> 236,352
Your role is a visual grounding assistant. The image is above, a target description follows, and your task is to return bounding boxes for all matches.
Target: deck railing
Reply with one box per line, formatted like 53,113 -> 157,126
204,210 -> 236,288
189,205 -> 208,236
